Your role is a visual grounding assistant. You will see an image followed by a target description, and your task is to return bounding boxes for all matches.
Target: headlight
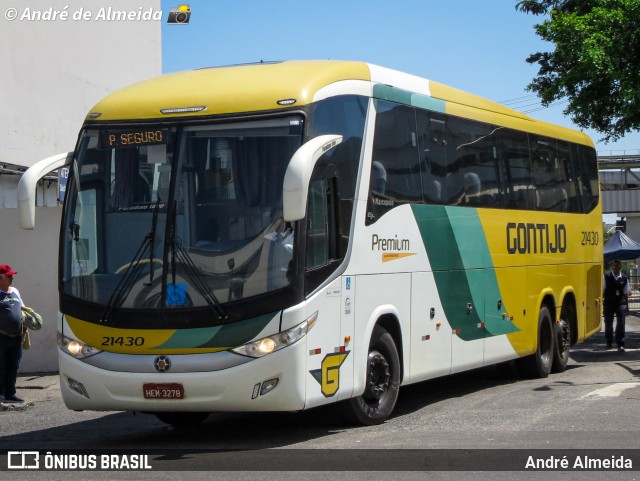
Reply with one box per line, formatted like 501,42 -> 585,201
57,332 -> 102,359
232,311 -> 318,358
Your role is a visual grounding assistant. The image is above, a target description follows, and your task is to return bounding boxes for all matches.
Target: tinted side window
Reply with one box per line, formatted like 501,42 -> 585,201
366,100 -> 421,224
455,119 -> 501,207
309,95 -> 367,248
497,129 -> 534,210
309,95 -> 367,200
416,111 -> 460,205
306,179 -> 330,269
577,145 -> 600,213
556,140 -> 581,212
365,102 -> 597,214
305,175 -> 341,295
531,136 -> 570,212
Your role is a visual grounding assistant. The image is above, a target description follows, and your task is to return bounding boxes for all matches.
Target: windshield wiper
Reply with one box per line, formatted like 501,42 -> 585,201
100,199 -> 162,323
146,199 -> 161,285
166,201 -> 230,321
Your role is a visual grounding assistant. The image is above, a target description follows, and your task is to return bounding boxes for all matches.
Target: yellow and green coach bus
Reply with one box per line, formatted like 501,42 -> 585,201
19,60 -> 602,426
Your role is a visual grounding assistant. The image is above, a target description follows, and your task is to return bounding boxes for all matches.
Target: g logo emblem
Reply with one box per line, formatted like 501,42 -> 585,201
310,351 -> 350,398
154,355 -> 171,373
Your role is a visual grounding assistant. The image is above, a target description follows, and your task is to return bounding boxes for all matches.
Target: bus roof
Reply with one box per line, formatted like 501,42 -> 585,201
86,60 -> 593,147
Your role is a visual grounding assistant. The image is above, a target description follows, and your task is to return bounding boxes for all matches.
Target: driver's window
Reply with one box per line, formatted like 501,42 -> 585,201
306,179 -> 329,269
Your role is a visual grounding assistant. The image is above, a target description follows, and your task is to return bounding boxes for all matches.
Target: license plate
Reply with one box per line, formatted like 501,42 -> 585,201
143,383 -> 184,399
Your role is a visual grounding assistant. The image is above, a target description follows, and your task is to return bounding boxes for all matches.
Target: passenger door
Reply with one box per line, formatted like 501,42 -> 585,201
304,175 -> 353,407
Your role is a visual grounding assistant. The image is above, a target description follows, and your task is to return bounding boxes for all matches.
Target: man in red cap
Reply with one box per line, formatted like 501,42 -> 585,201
0,264 -> 25,403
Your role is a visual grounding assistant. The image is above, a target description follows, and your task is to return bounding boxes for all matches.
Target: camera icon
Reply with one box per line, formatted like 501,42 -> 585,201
167,5 -> 191,24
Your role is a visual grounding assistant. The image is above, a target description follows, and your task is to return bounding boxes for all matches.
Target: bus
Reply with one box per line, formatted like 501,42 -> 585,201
18,60 -> 603,426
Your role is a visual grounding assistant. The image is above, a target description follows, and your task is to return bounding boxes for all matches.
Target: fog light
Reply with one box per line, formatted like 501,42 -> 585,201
260,378 -> 279,396
67,376 -> 90,399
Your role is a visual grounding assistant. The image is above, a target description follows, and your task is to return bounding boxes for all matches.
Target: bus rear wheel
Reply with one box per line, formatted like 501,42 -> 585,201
552,304 -> 573,373
517,305 -> 554,378
154,412 -> 210,427
339,325 -> 400,426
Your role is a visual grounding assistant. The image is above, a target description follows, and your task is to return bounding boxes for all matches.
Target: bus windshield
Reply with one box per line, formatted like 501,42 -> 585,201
62,117 -> 303,318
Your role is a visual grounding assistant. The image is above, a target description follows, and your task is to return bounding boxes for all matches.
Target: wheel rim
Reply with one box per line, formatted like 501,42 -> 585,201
540,321 -> 553,366
558,320 -> 570,354
363,350 -> 391,404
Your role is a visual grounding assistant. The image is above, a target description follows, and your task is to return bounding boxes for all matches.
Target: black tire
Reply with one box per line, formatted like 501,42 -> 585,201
552,304 -> 573,373
339,325 -> 400,425
154,412 -> 209,427
517,305 -> 554,378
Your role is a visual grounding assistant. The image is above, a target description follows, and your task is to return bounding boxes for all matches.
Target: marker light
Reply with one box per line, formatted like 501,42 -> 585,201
232,311 -> 318,358
160,106 -> 207,115
58,333 -> 102,359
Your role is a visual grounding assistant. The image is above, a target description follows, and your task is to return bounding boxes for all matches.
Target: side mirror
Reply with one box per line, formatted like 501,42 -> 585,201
282,135 -> 342,221
18,152 -> 73,229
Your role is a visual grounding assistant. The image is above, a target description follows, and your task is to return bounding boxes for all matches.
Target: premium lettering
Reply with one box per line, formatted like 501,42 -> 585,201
506,222 -> 566,254
372,234 -> 410,251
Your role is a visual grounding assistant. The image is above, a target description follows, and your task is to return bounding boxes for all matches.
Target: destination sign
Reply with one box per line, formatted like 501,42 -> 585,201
99,129 -> 168,148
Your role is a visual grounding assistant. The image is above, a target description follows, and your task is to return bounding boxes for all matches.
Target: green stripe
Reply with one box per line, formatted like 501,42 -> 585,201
157,326 -> 222,349
372,84 -> 446,112
158,312 -> 278,349
197,311 -> 279,348
411,204 -> 519,340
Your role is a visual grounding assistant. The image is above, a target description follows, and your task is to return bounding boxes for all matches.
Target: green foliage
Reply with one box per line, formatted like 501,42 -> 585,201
516,1 -> 568,14
517,0 -> 640,142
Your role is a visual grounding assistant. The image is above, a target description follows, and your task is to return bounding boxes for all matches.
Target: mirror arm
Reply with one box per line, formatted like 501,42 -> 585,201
18,152 -> 73,229
282,135 -> 342,221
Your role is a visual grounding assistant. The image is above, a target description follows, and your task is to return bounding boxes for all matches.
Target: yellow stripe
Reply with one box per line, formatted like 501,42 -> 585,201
430,81 -> 593,147
66,315 -> 173,353
382,252 -> 417,262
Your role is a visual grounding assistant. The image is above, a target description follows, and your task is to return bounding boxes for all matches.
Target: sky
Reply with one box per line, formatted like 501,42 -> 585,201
160,0 -> 640,156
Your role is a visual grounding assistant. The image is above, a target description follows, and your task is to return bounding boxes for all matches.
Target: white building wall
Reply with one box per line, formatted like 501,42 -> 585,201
1,0 -> 162,167
1,0 -> 162,372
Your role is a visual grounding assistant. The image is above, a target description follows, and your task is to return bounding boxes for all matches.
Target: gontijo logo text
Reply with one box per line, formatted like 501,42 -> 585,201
506,222 -> 567,254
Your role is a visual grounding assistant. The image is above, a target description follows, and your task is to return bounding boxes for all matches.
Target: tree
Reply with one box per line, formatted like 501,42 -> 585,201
516,0 -> 640,142
516,0 -> 572,15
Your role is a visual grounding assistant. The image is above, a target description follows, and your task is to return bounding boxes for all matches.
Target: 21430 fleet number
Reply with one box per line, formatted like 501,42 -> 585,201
101,336 -> 145,347
581,231 -> 599,246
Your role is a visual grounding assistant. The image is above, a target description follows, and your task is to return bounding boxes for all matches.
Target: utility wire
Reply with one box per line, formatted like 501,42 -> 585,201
497,94 -> 570,114
521,99 -> 569,114
498,94 -> 539,106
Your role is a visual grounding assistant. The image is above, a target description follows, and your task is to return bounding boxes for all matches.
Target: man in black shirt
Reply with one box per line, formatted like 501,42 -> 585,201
603,260 -> 630,352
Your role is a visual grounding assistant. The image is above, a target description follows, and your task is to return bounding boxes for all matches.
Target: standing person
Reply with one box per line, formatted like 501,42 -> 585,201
0,264 -> 25,403
603,260 -> 631,352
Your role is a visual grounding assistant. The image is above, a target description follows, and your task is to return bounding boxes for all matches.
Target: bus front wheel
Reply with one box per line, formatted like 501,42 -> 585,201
517,305 -> 554,378
339,325 -> 400,426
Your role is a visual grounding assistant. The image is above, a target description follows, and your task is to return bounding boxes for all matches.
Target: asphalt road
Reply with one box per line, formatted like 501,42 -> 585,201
1,317 -> 640,480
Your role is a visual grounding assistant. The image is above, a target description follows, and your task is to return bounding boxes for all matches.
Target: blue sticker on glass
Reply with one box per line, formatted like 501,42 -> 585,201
167,283 -> 187,305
